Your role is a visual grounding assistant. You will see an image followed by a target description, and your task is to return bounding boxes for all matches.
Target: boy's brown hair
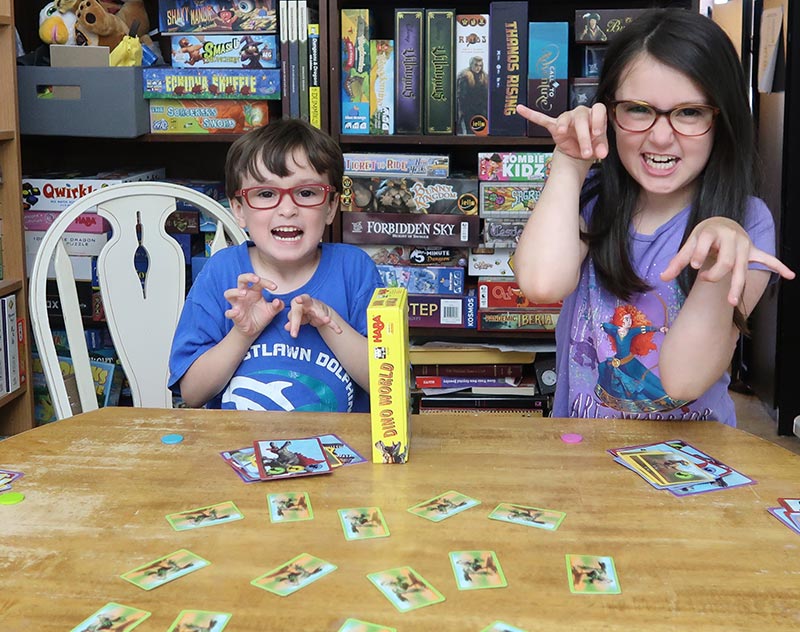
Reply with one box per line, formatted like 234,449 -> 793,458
225,119 -> 344,199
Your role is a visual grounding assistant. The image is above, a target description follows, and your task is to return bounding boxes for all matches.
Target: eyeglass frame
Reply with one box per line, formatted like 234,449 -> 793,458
607,99 -> 721,137
234,183 -> 338,210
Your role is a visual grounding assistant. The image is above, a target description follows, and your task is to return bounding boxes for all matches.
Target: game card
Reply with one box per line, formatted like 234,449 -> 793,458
166,500 -> 243,531
166,610 -> 232,632
325,447 -> 344,468
480,623 -> 527,632
69,602 -> 151,632
121,549 -> 210,591
488,503 -> 566,530
778,497 -> 800,513
566,554 -> 621,594
628,450 -> 714,485
767,507 -> 800,534
220,447 -> 260,482
251,553 -> 337,596
318,433 -> 368,466
367,566 -> 445,612
338,507 -> 390,540
253,438 -> 333,481
449,550 -> 507,590
268,491 -> 314,523
407,490 -> 480,522
0,469 -> 23,487
338,619 -> 396,632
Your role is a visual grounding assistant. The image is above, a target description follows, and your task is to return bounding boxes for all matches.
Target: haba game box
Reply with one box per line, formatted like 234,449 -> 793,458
367,287 -> 411,464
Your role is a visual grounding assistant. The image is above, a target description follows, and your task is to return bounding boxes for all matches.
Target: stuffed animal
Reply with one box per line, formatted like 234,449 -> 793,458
38,1 -> 77,45
56,0 -> 150,40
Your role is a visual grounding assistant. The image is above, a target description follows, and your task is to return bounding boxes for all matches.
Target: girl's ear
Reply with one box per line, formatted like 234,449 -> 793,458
229,196 -> 248,229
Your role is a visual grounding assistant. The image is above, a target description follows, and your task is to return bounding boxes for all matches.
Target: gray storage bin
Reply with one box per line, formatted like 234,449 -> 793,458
17,66 -> 149,138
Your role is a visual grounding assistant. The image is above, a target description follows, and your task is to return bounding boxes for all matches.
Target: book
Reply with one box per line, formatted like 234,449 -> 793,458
415,375 -> 520,389
279,0 -> 290,118
297,0 -> 309,121
488,1 -> 529,136
455,13 -> 489,135
413,363 -> 524,378
425,9 -> 455,134
409,343 -> 536,366
418,392 -> 548,414
307,22 -> 322,128
395,9 -> 424,134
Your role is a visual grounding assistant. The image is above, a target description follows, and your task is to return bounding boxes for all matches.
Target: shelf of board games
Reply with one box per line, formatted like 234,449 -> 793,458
0,1 -> 35,435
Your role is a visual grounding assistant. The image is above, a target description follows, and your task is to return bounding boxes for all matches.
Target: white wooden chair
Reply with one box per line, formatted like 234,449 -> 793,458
29,181 -> 248,420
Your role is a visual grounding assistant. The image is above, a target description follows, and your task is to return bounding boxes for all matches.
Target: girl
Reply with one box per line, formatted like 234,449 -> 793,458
514,9 -> 794,425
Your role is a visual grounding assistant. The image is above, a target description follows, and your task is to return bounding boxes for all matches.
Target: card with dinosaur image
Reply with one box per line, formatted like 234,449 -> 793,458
220,446 -> 260,482
480,622 -> 527,632
778,497 -> 800,513
166,610 -> 232,632
488,503 -> 566,530
268,491 -> 314,523
251,553 -> 337,596
121,549 -> 210,591
407,490 -> 480,522
566,554 -> 621,595
337,618 -> 397,631
337,506 -> 390,540
367,566 -> 445,612
166,500 -> 244,531
449,550 -> 507,590
318,433 -> 368,466
253,438 -> 333,481
69,602 -> 151,632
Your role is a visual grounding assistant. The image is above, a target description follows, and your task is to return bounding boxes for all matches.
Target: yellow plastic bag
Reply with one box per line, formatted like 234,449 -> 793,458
109,35 -> 142,67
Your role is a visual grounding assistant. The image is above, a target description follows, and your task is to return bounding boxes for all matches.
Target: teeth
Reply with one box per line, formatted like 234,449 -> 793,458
644,153 -> 677,170
272,227 -> 303,241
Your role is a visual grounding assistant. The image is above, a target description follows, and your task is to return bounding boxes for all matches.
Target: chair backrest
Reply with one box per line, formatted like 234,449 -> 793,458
29,181 -> 249,420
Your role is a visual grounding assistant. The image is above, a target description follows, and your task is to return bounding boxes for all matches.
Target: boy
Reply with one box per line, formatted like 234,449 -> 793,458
168,119 -> 383,412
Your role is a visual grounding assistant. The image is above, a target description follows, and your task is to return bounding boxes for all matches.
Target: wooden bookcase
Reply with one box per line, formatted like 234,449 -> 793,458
0,0 -> 34,435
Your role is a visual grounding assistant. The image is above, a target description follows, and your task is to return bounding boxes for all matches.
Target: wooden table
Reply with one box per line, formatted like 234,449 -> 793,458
1,408 -> 799,631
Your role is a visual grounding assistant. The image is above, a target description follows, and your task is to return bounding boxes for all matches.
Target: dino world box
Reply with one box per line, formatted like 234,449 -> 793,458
367,287 -> 411,464
158,0 -> 277,34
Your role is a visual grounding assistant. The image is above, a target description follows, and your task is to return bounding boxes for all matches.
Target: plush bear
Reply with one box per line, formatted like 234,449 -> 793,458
71,0 -> 129,49
56,0 -> 150,40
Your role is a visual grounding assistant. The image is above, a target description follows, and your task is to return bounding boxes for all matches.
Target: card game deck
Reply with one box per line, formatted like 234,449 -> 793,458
338,507 -> 390,540
488,503 -> 566,530
449,550 -> 507,590
121,550 -> 210,591
407,490 -> 480,522
251,553 -> 336,596
367,566 -> 445,612
166,610 -> 232,632
253,437 -> 334,481
166,500 -> 243,531
268,491 -> 314,523
69,602 -> 151,632
566,554 -> 621,595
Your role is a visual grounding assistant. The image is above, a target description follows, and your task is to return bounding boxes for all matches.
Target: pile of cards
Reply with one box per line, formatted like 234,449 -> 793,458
767,497 -> 800,535
0,468 -> 23,493
609,439 -> 754,496
221,434 -> 366,483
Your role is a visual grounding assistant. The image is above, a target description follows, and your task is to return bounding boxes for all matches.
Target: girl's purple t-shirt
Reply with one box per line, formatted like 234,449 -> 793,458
553,197 -> 776,426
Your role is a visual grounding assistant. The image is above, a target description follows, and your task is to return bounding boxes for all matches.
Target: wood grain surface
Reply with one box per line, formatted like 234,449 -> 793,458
1,408 -> 799,631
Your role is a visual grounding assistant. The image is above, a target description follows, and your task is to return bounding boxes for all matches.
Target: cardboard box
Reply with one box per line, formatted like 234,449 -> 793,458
480,182 -> 543,218
478,151 -> 552,181
149,98 -> 270,134
527,22 -> 569,137
574,9 -> 648,44
343,153 -> 449,178
482,218 -> 526,248
369,40 -> 394,135
342,212 -> 480,247
455,13 -> 490,136
468,248 -> 514,276
143,67 -> 281,100
340,175 -> 478,215
21,168 -> 166,212
477,278 -> 562,309
358,245 -> 468,267
23,211 -> 111,234
424,9 -> 455,134
394,9 -> 424,134
408,293 -> 477,328
341,8 -> 371,134
478,308 -> 560,331
169,34 -> 279,69
377,265 -> 464,295
17,66 -> 149,138
158,0 -> 277,34
367,287 -> 411,464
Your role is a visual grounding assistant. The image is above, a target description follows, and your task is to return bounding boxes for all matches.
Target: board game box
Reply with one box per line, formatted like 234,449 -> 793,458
343,212 -> 480,247
359,245 -> 468,267
143,67 -> 280,99
455,13 -> 489,136
478,151 -> 552,181
377,265 -> 464,295
340,176 -> 478,215
480,182 -> 544,218
367,288 -> 411,464
149,99 -> 270,134
158,0 -> 277,34
169,33 -> 279,69
408,294 -> 477,328
343,153 -> 449,178
341,8 -> 371,134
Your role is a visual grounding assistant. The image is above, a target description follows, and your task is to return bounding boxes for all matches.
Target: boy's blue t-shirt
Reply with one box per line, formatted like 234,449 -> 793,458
169,242 -> 382,412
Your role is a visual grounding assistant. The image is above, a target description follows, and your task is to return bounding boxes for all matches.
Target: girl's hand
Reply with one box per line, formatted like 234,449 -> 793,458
223,273 -> 284,337
660,217 -> 795,306
516,103 -> 609,161
285,294 -> 343,338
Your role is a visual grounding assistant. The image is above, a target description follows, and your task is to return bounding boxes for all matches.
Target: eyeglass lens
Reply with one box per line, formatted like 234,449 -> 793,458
613,101 -> 715,136
246,185 -> 329,209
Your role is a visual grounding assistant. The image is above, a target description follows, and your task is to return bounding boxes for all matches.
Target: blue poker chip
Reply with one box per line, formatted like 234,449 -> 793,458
161,433 -> 184,445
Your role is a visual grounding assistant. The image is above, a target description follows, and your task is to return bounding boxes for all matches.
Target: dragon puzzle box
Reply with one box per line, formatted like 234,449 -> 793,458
367,287 -> 411,464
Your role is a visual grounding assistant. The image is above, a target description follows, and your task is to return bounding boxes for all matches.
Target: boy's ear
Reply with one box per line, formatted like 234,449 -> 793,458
229,196 -> 248,228
325,192 -> 340,225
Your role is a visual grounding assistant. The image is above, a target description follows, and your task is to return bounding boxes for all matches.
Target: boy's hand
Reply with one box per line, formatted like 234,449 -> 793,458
516,103 -> 609,161
224,273 -> 284,337
285,294 -> 343,338
660,217 -> 795,306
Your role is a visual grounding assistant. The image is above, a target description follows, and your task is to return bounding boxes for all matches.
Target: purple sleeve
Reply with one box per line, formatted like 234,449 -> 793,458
744,197 -> 777,272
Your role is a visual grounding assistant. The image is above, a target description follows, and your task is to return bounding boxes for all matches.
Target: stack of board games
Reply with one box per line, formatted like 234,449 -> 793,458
147,0 -> 279,134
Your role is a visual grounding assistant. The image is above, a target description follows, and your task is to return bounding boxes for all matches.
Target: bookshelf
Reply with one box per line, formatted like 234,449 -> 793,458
0,0 -> 34,435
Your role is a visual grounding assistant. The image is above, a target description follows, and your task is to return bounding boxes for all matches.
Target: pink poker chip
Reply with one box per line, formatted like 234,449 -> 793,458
560,433 -> 583,444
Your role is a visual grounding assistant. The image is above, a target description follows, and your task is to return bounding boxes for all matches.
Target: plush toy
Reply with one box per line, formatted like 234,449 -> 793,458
71,0 -> 130,49
56,0 -> 150,40
38,1 -> 78,45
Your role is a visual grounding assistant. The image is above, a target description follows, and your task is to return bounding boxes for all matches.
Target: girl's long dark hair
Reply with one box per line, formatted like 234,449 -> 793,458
583,9 -> 757,331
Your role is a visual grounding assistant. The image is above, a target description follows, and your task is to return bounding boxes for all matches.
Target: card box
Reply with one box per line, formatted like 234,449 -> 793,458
158,0 -> 277,34
468,247 -> 514,276
367,288 -> 411,463
149,98 -> 270,134
482,218 -> 526,248
369,40 -> 394,134
143,68 -> 281,100
340,175 -> 478,215
477,278 -> 563,309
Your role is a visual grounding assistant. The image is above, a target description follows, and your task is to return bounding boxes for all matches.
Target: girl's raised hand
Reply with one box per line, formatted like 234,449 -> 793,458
516,103 -> 609,161
660,217 -> 795,306
224,273 -> 284,337
285,294 -> 343,338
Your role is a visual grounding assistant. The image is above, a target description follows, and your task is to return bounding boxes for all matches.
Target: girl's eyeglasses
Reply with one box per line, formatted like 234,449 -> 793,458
608,100 -> 720,137
234,184 -> 336,210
